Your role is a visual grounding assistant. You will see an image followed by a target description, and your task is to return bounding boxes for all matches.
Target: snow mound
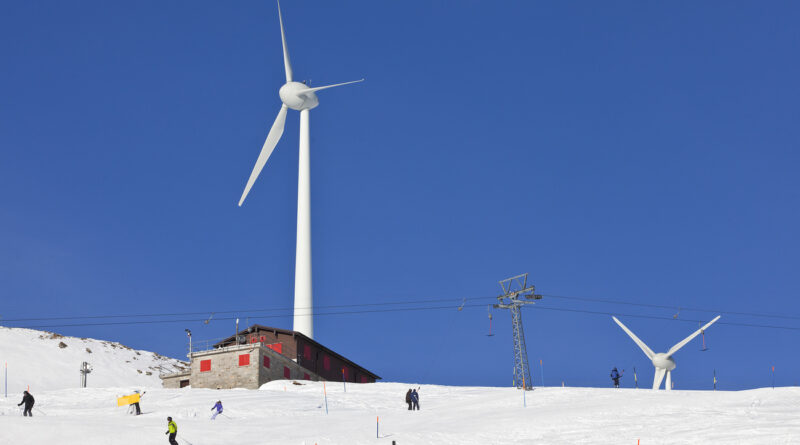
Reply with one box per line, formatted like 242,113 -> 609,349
0,326 -> 187,394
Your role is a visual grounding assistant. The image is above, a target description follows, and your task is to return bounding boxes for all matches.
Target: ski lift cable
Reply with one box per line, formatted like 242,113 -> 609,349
8,303 -> 800,332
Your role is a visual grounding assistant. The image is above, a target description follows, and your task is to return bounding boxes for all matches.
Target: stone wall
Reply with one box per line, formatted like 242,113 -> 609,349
160,371 -> 190,389
180,344 -> 322,390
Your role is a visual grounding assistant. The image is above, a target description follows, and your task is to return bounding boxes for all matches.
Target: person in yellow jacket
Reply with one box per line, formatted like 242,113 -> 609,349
165,417 -> 178,445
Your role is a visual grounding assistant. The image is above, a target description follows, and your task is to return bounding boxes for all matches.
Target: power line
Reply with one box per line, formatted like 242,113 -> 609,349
5,292 -> 800,324
542,293 -> 800,321
7,302 -> 800,332
0,296 -> 497,322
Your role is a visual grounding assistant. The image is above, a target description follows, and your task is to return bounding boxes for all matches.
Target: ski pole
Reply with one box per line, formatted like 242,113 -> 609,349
35,407 -> 46,416
178,435 -> 194,445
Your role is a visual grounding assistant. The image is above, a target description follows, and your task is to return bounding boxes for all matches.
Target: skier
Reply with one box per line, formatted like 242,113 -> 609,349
131,390 -> 142,415
210,400 -> 223,420
610,367 -> 623,388
411,389 -> 420,410
405,389 -> 412,410
165,417 -> 178,445
18,391 -> 35,417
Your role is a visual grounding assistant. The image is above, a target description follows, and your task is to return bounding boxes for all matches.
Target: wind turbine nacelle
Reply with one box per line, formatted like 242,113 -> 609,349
280,82 -> 319,111
652,353 -> 676,371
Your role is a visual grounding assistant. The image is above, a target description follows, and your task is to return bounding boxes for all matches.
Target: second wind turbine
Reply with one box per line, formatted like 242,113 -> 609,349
238,1 -> 363,339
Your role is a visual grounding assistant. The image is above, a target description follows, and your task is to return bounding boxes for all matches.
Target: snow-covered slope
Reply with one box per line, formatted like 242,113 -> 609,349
1,382 -> 800,444
0,327 -> 187,393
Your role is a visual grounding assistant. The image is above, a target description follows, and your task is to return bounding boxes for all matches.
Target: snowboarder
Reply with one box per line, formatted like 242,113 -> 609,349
165,416 -> 178,445
18,391 -> 35,417
405,389 -> 412,410
411,389 -> 420,410
210,400 -> 223,420
610,367 -> 623,388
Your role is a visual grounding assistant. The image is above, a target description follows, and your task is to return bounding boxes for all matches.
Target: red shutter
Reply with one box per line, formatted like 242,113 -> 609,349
360,375 -> 368,383
303,345 -> 311,360
323,355 -> 330,371
263,356 -> 270,368
200,359 -> 211,372
239,354 -> 250,366
304,373 -> 310,380
260,335 -> 267,343
284,366 -> 291,379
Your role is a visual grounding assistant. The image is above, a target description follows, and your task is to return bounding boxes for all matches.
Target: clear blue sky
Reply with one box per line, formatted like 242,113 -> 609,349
1,1 -> 798,390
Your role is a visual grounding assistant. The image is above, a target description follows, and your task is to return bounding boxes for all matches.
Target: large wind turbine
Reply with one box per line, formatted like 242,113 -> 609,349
238,1 -> 363,339
612,315 -> 721,390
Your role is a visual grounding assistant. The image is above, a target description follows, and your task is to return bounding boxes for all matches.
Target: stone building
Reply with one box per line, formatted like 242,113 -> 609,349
161,325 -> 380,389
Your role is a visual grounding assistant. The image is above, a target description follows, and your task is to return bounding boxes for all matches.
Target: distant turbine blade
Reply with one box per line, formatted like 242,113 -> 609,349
301,79 -> 364,95
612,316 -> 655,360
667,315 -> 721,356
239,105 -> 288,206
277,0 -> 292,82
653,368 -> 666,390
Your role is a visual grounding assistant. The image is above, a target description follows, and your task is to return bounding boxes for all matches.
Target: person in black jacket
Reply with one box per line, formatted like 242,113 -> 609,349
18,391 -> 35,417
411,389 -> 420,410
405,389 -> 412,410
610,367 -> 623,388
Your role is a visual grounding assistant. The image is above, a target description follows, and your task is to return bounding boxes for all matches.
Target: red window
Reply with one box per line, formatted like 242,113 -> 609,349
263,356 -> 270,368
200,359 -> 211,372
303,345 -> 311,361
342,367 -> 350,380
239,354 -> 250,366
268,343 -> 283,354
323,355 -> 330,371
284,366 -> 291,379
360,375 -> 368,383
304,373 -> 310,380
260,335 -> 267,343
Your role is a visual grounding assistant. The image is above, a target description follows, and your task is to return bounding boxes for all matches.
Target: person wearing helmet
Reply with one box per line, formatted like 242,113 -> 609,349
210,400 -> 223,420
165,417 -> 178,444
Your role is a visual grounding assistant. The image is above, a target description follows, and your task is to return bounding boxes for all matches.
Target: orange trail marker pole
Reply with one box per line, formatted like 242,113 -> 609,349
772,366 -> 775,389
376,416 -> 379,438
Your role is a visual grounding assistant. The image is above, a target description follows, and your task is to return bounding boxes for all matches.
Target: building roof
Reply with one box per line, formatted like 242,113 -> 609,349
213,324 -> 381,380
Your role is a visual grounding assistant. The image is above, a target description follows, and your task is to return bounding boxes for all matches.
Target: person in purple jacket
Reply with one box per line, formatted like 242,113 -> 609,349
210,400 -> 223,420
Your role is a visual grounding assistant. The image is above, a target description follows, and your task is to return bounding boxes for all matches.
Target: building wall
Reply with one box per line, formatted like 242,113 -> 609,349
257,346 -> 320,385
161,371 -> 190,389
297,338 -> 377,383
176,343 -> 322,390
190,345 -> 261,389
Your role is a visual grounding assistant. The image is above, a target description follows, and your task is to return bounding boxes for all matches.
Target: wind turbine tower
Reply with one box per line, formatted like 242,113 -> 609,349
613,315 -> 721,390
238,1 -> 363,339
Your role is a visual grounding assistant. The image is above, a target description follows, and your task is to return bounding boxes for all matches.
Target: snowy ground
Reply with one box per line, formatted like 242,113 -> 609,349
1,382 -> 799,444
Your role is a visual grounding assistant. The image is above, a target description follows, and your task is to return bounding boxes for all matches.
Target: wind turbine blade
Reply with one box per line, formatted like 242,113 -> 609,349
238,105 -> 288,206
612,316 -> 655,360
653,368 -> 666,390
301,79 -> 364,95
277,0 -> 292,82
667,315 -> 721,356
